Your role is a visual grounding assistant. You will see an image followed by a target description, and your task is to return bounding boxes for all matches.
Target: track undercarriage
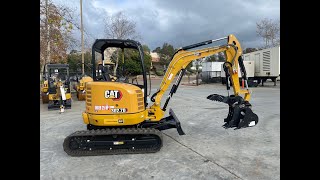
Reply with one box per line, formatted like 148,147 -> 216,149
63,128 -> 163,156
63,109 -> 185,156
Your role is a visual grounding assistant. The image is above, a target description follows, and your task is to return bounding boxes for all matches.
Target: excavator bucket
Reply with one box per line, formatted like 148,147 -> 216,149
207,94 -> 258,129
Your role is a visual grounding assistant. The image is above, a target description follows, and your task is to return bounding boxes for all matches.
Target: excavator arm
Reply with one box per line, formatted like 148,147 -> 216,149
148,34 -> 258,130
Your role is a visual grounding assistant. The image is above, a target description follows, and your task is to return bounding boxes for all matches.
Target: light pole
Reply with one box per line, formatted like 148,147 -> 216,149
80,0 -> 84,75
46,0 -> 51,65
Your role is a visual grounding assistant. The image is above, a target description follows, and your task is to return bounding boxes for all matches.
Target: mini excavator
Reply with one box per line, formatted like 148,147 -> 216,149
63,34 -> 258,156
74,75 -> 93,101
41,64 -> 72,110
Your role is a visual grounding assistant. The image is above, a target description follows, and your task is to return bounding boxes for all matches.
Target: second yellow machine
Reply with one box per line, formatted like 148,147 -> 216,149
74,60 -> 116,100
41,64 -> 72,110
64,35 -> 259,156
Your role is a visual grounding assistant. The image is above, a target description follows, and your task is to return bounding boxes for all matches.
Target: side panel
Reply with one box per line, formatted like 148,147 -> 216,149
254,53 -> 261,73
85,111 -> 147,126
244,46 -> 280,77
271,46 -> 280,76
243,61 -> 255,78
244,54 -> 250,61
86,82 -> 144,115
202,62 -> 209,71
84,82 -> 146,126
278,46 -> 280,80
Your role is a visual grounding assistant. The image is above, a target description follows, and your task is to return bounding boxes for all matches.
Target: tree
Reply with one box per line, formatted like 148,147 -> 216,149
152,47 -> 161,53
256,18 -> 280,48
185,63 -> 195,84
67,51 -> 92,76
160,43 -> 175,66
40,0 -> 78,74
104,11 -> 139,76
142,45 -> 150,54
152,43 -> 175,66
205,52 -> 225,62
243,48 -> 258,54
142,45 -> 152,72
205,54 -> 217,62
110,48 -> 152,76
217,52 -> 226,62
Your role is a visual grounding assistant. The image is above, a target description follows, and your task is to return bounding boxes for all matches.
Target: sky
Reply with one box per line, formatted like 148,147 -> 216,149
53,0 -> 280,51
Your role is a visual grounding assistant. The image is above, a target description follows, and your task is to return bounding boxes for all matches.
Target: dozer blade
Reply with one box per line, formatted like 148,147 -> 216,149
152,108 -> 185,135
207,94 -> 258,129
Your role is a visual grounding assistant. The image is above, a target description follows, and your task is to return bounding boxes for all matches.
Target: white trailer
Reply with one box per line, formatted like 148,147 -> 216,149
221,60 -> 258,87
243,46 -> 280,86
201,62 -> 224,83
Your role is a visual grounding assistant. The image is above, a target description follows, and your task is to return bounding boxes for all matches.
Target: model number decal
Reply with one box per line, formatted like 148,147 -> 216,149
111,108 -> 127,113
105,90 -> 122,100
95,105 -> 114,111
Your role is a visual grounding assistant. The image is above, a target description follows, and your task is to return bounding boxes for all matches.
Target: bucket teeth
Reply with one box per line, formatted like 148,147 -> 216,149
207,94 -> 228,103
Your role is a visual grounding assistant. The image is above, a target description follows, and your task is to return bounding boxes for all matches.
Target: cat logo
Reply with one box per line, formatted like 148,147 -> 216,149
104,90 -> 122,101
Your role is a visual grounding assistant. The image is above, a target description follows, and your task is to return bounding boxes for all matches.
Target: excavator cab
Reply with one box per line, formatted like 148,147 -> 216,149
96,60 -> 118,82
91,39 -> 148,98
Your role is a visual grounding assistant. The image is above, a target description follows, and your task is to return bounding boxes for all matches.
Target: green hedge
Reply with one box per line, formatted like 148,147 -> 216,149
155,70 -> 164,76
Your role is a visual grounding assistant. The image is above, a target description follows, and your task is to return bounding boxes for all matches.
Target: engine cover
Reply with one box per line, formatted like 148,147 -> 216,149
86,82 -> 145,115
83,82 -> 146,126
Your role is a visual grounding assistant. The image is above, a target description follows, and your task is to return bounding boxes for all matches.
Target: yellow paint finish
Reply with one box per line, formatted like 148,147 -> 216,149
84,111 -> 146,126
76,76 -> 93,101
82,112 -> 89,124
146,106 -> 164,121
153,47 -> 228,107
49,93 -> 71,100
77,91 -> 86,101
152,34 -> 251,113
77,76 -> 93,91
41,80 -> 48,93
85,82 -> 145,115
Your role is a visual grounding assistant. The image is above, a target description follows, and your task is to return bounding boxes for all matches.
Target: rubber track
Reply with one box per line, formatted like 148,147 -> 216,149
63,128 -> 163,156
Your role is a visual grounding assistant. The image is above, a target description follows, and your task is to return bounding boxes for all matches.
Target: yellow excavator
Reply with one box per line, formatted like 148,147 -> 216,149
41,64 -> 72,110
63,35 -> 259,156
74,60 -> 117,100
74,75 -> 93,101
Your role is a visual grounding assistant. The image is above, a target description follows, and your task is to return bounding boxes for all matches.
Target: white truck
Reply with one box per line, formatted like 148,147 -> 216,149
243,46 -> 280,86
201,62 -> 224,83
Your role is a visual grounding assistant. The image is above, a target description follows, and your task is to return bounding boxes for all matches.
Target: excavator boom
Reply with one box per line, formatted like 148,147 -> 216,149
148,34 -> 258,129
